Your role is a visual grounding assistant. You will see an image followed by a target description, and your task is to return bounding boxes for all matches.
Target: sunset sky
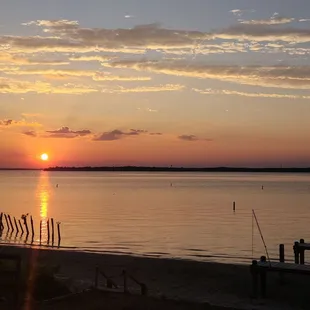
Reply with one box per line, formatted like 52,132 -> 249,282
1,0 -> 310,168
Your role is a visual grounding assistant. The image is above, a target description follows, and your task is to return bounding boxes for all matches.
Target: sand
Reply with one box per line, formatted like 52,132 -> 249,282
1,245 -> 310,309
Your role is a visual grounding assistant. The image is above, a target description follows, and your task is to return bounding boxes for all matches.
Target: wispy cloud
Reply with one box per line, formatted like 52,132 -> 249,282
0,119 -> 41,127
46,126 -> 91,138
0,52 -> 69,65
93,74 -> 151,81
102,84 -> 184,93
230,9 -> 255,17
239,16 -> 294,25
94,129 -> 148,141
69,55 -> 115,62
193,88 -> 310,100
178,135 -> 212,142
0,78 -> 98,94
299,19 -> 310,22
23,130 -> 37,137
107,60 -> 310,89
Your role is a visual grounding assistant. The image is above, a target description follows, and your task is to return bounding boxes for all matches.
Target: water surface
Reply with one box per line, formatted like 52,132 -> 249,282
1,171 -> 310,263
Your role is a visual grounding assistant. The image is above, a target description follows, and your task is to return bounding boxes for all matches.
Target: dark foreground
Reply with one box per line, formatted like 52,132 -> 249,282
1,245 -> 310,309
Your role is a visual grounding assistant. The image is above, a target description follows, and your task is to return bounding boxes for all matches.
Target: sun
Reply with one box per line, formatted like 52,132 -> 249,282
40,153 -> 49,161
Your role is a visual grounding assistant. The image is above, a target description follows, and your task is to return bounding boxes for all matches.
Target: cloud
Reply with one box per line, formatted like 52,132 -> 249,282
102,84 -> 185,93
230,9 -> 255,17
240,16 -> 294,25
214,24 -> 310,43
0,52 -> 69,65
106,60 -> 310,89
13,20 -> 209,54
93,129 -> 148,141
4,68 -> 151,82
93,74 -> 151,81
299,19 -> 310,22
46,126 -> 91,138
0,119 -> 41,127
23,130 -> 37,137
0,78 -> 98,94
178,135 -> 212,142
69,55 -> 115,62
193,88 -> 310,100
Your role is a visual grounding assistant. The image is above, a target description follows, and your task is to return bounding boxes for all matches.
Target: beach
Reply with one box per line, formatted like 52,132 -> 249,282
1,245 -> 310,309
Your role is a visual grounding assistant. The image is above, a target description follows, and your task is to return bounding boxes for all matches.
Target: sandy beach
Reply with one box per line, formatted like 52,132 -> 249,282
1,245 -> 310,309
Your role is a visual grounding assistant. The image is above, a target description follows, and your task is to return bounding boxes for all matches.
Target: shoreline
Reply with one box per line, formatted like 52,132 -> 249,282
1,244 -> 310,309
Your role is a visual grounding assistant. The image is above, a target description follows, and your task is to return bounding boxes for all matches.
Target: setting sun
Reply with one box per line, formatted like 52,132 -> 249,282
40,153 -> 49,161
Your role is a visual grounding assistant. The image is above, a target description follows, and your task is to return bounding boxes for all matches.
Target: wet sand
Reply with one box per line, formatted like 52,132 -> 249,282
1,245 -> 310,309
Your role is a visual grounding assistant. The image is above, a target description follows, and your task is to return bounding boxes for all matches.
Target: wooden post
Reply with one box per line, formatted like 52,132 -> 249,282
39,220 -> 42,244
251,260 -> 258,298
30,216 -> 35,238
57,222 -> 61,246
8,215 -> 14,232
51,218 -> 55,244
123,270 -> 128,293
13,217 -> 19,233
233,201 -> 236,212
22,215 -> 29,236
294,241 -> 299,264
300,239 -> 305,264
18,220 -> 24,234
279,244 -> 285,262
4,214 -> 9,231
47,219 -> 50,244
0,212 -> 3,230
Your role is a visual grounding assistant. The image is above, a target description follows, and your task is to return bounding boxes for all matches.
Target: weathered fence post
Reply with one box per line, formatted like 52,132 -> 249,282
300,239 -> 305,264
47,219 -> 50,244
0,213 -> 3,230
8,215 -> 14,232
14,217 -> 19,234
57,222 -> 61,246
279,244 -> 285,262
18,220 -> 24,234
39,220 -> 42,244
4,214 -> 9,231
51,218 -> 55,244
293,241 -> 299,264
30,216 -> 35,239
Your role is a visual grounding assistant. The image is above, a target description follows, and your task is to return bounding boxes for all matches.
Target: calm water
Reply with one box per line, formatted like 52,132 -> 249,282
1,171 -> 310,264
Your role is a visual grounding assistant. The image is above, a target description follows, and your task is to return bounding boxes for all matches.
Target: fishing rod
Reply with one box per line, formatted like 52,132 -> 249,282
252,209 -> 271,266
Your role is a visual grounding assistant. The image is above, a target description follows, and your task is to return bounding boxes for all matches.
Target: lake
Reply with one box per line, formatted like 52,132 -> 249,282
1,170 -> 310,264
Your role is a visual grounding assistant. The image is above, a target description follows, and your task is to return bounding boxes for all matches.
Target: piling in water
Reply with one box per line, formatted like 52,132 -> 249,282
23,215 -> 29,236
57,222 -> 61,246
0,213 -> 3,230
30,216 -> 35,237
14,217 -> 19,233
51,218 -> 55,244
300,239 -> 305,265
8,215 -> 14,232
40,220 -> 42,244
279,244 -> 285,262
47,219 -> 50,244
4,214 -> 9,231
233,201 -> 236,212
18,220 -> 24,234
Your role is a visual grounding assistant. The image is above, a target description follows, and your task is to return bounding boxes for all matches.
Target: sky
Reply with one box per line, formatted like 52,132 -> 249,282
1,0 -> 310,168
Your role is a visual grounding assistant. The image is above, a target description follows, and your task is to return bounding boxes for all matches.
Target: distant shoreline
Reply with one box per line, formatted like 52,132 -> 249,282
1,166 -> 310,172
43,166 -> 310,172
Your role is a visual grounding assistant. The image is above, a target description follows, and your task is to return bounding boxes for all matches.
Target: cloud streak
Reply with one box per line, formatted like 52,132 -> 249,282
46,126 -> 91,138
106,60 -> 310,89
193,88 -> 310,99
94,129 -> 148,141
239,16 -> 294,25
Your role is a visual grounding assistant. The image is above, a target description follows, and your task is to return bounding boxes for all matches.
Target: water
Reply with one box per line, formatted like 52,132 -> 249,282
1,170 -> 310,264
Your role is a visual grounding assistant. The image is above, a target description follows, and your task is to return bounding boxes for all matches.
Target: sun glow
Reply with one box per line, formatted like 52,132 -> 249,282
40,153 -> 49,161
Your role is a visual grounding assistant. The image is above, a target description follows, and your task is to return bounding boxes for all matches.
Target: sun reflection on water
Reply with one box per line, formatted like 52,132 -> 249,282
36,171 -> 51,243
